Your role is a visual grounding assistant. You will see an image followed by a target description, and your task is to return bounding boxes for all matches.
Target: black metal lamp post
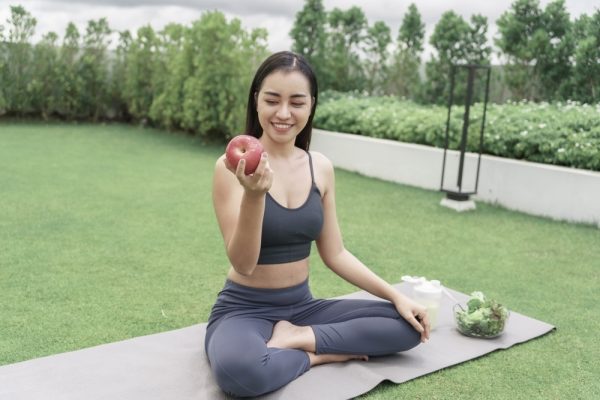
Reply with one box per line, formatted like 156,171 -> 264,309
440,64 -> 491,211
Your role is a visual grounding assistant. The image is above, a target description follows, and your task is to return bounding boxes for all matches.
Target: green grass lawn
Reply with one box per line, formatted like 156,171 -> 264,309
1,122 -> 598,399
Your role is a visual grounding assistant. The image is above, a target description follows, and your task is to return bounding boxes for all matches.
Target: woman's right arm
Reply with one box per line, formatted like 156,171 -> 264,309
212,153 -> 272,276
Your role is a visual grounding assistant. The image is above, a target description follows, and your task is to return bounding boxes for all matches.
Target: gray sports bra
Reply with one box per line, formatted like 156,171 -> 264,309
257,151 -> 324,265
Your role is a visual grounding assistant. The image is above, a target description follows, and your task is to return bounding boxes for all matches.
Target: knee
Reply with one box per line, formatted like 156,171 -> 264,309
211,353 -> 272,397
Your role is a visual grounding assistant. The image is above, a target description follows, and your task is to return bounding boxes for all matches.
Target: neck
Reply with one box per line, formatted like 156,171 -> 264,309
259,137 -> 298,160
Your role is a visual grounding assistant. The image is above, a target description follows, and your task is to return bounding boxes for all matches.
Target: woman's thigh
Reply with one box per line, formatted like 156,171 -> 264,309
291,298 -> 421,356
291,298 -> 400,326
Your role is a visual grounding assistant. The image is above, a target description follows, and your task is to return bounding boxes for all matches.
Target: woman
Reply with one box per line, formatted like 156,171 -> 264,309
205,51 -> 430,398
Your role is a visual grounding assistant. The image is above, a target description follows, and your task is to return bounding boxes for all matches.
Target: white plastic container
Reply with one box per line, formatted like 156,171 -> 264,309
413,280 -> 443,330
401,275 -> 426,298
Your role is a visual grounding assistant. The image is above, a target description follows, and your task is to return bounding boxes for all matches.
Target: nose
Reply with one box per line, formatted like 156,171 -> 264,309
276,103 -> 291,119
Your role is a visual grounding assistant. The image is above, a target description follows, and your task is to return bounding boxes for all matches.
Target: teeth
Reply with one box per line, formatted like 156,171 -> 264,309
273,123 -> 292,129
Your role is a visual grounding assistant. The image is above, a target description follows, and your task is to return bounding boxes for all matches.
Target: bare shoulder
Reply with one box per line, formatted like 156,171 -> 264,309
309,150 -> 334,173
309,151 -> 335,195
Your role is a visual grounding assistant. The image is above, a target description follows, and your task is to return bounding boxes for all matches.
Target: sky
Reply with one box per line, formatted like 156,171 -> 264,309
1,0 -> 598,60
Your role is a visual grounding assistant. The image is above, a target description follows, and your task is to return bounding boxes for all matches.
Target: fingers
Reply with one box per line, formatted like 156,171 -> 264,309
412,312 -> 430,343
255,152 -> 269,171
223,156 -> 245,176
226,152 -> 272,193
250,152 -> 269,176
420,313 -> 431,342
408,315 -> 425,336
395,301 -> 431,343
226,153 -> 269,177
251,153 -> 272,186
235,158 -> 246,178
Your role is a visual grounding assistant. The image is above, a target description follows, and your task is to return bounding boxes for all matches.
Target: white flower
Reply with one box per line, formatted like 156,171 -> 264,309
520,130 -> 528,136
538,123 -> 546,129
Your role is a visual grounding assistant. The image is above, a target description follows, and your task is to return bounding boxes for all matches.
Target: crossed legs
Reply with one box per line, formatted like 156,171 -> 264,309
206,299 -> 421,397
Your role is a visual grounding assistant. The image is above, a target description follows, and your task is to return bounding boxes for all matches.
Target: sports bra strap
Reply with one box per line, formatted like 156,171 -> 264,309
306,151 -> 315,184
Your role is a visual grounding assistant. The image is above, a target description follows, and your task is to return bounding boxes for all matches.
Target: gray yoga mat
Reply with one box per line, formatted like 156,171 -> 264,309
0,283 -> 555,400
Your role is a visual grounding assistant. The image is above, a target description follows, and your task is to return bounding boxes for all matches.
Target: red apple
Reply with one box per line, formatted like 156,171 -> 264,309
225,135 -> 264,175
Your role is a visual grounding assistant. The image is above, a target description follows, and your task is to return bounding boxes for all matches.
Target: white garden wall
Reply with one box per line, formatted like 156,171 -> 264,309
311,129 -> 600,227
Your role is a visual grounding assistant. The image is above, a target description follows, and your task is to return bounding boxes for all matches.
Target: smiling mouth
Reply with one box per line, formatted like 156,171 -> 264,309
272,123 -> 293,130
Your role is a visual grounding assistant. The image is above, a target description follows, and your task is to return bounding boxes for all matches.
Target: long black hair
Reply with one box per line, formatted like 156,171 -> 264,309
245,51 -> 318,151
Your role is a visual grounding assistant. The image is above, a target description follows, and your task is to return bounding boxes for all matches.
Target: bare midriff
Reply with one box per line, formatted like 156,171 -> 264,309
227,258 -> 310,289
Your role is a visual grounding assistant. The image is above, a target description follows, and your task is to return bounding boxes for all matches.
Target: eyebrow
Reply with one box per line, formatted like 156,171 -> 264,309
263,91 -> 308,99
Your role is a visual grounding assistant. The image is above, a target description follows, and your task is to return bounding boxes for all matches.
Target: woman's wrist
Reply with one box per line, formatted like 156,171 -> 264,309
242,188 -> 267,199
389,289 -> 409,306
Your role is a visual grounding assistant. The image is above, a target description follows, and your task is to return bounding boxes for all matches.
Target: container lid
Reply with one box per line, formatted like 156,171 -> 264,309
414,280 -> 442,294
401,275 -> 426,284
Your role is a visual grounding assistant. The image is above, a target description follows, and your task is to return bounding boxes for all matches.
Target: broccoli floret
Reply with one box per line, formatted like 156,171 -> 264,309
467,297 -> 483,313
470,291 -> 486,302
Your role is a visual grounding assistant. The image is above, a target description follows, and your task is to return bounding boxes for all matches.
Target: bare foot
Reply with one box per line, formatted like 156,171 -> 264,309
267,321 -> 314,351
307,352 -> 369,367
267,321 -> 368,367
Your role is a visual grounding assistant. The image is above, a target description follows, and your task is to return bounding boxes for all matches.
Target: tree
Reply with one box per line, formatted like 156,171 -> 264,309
571,11 -> 600,103
496,0 -> 575,101
2,5 -> 37,114
363,21 -> 391,95
464,15 -> 491,62
495,0 -> 544,100
77,18 -> 112,120
181,11 -> 268,138
535,0 -> 573,100
424,11 -> 491,104
398,3 -> 425,53
387,3 -> 425,98
149,23 -> 188,130
30,32 -> 60,119
108,30 -> 132,120
290,0 -> 328,87
123,25 -> 157,121
56,23 -> 82,119
326,6 -> 368,91
424,11 -> 470,104
0,20 -> 6,113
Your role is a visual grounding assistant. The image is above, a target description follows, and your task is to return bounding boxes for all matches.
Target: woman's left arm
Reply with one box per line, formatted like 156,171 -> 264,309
313,152 -> 430,342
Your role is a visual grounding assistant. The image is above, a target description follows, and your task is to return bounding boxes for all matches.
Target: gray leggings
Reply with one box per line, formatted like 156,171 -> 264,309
205,279 -> 421,397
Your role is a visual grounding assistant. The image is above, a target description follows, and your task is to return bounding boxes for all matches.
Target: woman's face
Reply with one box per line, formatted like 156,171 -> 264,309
256,70 -> 313,144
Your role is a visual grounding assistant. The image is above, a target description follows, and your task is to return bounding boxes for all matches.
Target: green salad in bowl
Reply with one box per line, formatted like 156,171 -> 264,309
454,291 -> 509,338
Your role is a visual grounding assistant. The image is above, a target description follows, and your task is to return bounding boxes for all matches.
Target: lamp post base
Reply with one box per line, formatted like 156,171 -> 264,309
440,197 -> 476,212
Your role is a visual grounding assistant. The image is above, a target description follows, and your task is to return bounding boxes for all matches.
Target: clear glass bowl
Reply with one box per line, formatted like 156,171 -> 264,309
453,303 -> 510,339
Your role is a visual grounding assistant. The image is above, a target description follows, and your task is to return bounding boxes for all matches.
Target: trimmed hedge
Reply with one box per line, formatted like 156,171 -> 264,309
314,93 -> 600,172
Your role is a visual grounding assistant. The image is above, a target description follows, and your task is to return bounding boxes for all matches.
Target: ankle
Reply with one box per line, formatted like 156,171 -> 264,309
267,322 -> 316,352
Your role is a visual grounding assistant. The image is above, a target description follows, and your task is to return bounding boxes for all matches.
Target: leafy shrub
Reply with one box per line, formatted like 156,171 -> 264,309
314,93 -> 600,171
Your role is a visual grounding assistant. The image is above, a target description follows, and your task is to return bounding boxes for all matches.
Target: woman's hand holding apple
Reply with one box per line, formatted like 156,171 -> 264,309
224,134 -> 272,195
224,152 -> 273,195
